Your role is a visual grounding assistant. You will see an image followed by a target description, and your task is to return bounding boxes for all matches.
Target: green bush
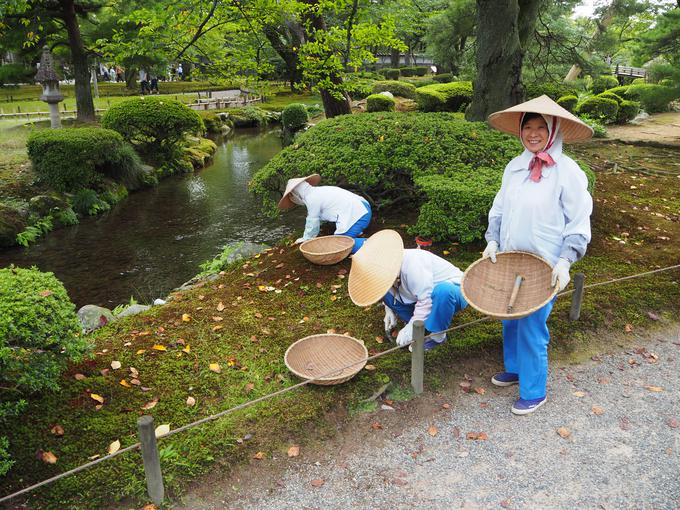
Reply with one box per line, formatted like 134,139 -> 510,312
102,97 -> 204,162
415,81 -> 473,112
524,82 -> 581,101
631,78 -> 647,85
0,201 -> 28,248
433,73 -> 454,83
379,68 -> 401,80
576,96 -> 619,124
27,128 -> 144,192
0,63 -> 34,85
557,95 -> 578,112
371,80 -> 417,99
597,91 -> 624,105
0,266 -> 89,475
250,112 -> 522,241
578,114 -> 607,138
228,106 -> 270,128
366,94 -> 396,112
72,189 -> 111,216
605,85 -> 630,97
400,66 -> 428,77
281,103 -> 309,132
625,84 -> 678,113
616,100 -> 640,124
591,75 -> 620,94
16,216 -> 53,247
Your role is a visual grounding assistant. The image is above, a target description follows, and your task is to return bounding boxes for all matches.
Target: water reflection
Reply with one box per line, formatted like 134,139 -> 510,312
0,128 -> 304,308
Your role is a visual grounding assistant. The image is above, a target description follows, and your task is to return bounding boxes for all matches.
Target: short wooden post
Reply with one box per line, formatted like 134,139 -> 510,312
137,415 -> 164,505
569,273 -> 585,321
411,320 -> 425,395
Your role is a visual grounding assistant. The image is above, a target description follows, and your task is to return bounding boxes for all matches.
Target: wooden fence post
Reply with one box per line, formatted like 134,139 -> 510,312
569,273 -> 586,321
137,415 -> 164,505
411,320 -> 425,395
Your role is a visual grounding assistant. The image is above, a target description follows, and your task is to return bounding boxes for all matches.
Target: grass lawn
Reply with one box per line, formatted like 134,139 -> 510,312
1,140 -> 679,508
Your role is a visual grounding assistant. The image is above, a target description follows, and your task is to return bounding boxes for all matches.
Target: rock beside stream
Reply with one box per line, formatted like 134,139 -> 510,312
77,305 -> 115,332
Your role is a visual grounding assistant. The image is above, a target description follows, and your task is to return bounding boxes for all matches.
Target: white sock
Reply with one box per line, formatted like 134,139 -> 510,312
430,332 -> 446,343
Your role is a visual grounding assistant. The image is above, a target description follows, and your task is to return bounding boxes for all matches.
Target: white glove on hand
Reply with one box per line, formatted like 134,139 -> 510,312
482,241 -> 498,263
551,258 -> 571,291
383,305 -> 397,335
294,237 -> 305,244
396,321 -> 414,347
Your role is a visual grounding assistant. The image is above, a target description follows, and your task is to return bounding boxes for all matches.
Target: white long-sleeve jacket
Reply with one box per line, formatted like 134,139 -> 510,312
303,186 -> 369,235
394,249 -> 463,324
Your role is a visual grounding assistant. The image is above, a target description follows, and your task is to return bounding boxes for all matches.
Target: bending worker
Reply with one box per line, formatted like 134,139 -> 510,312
278,174 -> 371,254
348,230 -> 468,351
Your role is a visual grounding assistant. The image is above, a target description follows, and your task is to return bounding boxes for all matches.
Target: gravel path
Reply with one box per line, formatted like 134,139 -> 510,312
178,327 -> 680,510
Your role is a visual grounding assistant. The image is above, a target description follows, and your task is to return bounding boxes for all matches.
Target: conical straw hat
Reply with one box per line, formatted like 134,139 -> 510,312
487,95 -> 593,142
348,230 -> 404,306
277,174 -> 322,210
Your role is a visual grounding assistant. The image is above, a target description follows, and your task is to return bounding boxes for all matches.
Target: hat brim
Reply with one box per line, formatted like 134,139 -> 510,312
348,230 -> 404,306
487,95 -> 593,143
277,174 -> 322,210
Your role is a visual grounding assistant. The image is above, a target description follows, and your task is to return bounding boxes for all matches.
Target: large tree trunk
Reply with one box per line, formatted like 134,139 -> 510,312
466,0 -> 539,121
390,48 -> 400,67
60,0 -> 95,122
263,23 -> 303,91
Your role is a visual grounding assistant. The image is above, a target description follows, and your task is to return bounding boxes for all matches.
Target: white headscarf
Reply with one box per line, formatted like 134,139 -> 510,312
290,181 -> 313,206
519,113 -> 564,180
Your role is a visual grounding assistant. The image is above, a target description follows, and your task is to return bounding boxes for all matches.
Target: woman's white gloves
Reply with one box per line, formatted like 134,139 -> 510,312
551,258 -> 571,291
383,305 -> 397,335
482,241 -> 498,263
396,321 -> 414,347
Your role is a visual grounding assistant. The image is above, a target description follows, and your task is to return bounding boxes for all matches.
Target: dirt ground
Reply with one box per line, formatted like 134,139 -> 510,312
605,111 -> 680,146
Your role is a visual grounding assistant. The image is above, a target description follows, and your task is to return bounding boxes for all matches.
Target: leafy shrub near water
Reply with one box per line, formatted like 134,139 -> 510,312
102,97 -> 204,162
366,94 -> 396,112
251,112 -> 536,242
27,128 -> 145,192
371,80 -> 416,99
0,266 -> 89,475
415,81 -> 473,112
576,96 -> 619,124
282,103 -> 309,132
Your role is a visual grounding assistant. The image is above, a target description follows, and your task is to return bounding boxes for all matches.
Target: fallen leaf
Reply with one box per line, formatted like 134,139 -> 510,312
136,349 -> 146,355
182,344 -> 191,354
141,398 -> 158,410
216,302 -> 225,312
152,344 -> 167,351
142,504 -> 156,510
310,479 -> 325,488
442,250 -> 450,255
212,316 -> 223,322
111,360 -> 122,370
287,445 -> 300,457
500,499 -> 512,509
155,424 -> 170,438
459,381 -> 471,392
647,311 -> 660,321
38,290 -> 53,297
441,403 -> 451,409
591,405 -> 605,415
466,432 -> 488,441
371,422 -> 383,430
130,378 -> 141,386
108,440 -> 121,455
119,379 -> 131,388
50,425 -> 64,437
186,396 -> 196,407
667,418 -> 679,429
644,385 -> 664,392
90,393 -> 105,404
364,364 -> 376,371
245,383 -> 255,393
375,336 -> 384,344
212,325 -> 224,332
573,391 -> 586,397
427,425 -> 438,437
209,363 -> 221,373
182,314 -> 191,322
556,427 -> 571,439
100,368 -> 110,377
625,323 -> 633,333
74,373 -> 86,381
41,451 -> 58,464
253,451 -> 265,460
474,387 -> 486,395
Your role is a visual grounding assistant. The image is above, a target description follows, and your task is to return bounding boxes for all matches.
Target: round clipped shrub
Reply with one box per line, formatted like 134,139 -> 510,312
625,84 -> 678,113
616,100 -> 640,124
27,128 -> 144,192
371,80 -> 417,99
344,78 -> 374,100
400,66 -> 428,77
576,96 -> 619,124
631,78 -> 647,85
557,95 -> 578,112
102,97 -> 204,160
282,103 -> 309,132
597,91 -> 624,105
525,82 -> 580,101
433,73 -> 454,83
366,93 -> 396,112
379,68 -> 400,80
415,81 -> 473,112
591,75 -> 620,94
605,85 -> 630,97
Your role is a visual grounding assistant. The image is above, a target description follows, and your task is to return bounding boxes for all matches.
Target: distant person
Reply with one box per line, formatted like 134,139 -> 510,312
149,76 -> 159,94
170,66 -> 176,81
177,64 -> 184,80
115,66 -> 124,82
109,66 -> 116,81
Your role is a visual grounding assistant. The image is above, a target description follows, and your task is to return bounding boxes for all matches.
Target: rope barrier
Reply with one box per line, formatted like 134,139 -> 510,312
2,262 -> 679,503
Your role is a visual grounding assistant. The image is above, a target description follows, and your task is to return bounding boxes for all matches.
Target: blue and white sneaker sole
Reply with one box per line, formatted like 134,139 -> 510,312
511,397 -> 547,415
491,376 -> 519,387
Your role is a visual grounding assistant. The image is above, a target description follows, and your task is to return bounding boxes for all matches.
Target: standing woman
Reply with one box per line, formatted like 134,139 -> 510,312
278,174 -> 372,254
482,95 -> 594,415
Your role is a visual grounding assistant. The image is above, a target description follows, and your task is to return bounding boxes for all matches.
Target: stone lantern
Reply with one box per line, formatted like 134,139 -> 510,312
35,45 -> 64,128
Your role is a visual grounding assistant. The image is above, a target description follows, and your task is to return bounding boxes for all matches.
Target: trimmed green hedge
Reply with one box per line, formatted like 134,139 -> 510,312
591,75 -> 620,94
433,73 -> 454,83
371,80 -> 417,99
282,103 -> 309,131
415,81 -> 473,112
525,82 -> 581,101
102,97 -> 204,161
557,95 -> 578,112
617,100 -> 640,124
576,96 -> 619,124
597,91 -> 624,105
624,84 -> 678,113
366,94 -> 396,112
379,68 -> 401,80
400,66 -> 428,77
27,128 -> 145,192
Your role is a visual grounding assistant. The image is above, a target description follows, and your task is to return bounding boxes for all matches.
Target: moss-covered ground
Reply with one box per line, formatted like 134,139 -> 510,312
1,142 -> 679,509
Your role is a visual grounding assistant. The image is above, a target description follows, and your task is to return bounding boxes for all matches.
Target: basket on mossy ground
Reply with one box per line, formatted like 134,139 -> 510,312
461,251 -> 558,320
299,235 -> 354,265
284,333 -> 368,385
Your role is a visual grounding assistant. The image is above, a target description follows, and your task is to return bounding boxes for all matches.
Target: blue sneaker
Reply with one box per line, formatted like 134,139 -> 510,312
491,372 -> 519,387
408,337 -> 444,353
511,396 -> 547,415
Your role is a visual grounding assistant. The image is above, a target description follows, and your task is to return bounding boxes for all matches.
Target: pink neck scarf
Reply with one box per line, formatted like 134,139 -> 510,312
522,114 -> 558,182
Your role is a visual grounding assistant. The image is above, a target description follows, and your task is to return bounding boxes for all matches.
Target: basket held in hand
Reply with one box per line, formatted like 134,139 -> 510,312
299,235 -> 354,265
